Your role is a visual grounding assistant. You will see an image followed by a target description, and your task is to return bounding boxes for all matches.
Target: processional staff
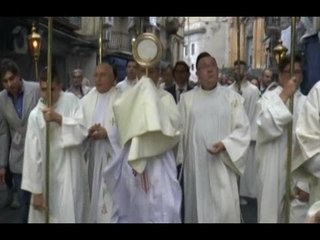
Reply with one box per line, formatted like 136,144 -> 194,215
99,17 -> 103,64
272,17 -> 297,223
45,16 -> 53,223
284,16 -> 297,224
236,17 -> 242,95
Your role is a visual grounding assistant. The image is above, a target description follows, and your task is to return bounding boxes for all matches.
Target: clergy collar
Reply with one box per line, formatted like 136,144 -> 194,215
200,83 -> 218,93
127,78 -> 138,86
97,88 -> 111,97
175,83 -> 187,92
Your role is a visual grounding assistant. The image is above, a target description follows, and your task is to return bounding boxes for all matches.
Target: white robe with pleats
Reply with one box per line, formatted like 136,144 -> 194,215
178,84 -> 251,223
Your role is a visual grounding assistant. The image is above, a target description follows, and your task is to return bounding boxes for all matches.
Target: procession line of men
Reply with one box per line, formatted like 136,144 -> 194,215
1,51 -> 320,223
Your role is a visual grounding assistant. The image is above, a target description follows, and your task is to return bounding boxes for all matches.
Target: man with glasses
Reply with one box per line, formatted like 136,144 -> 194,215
229,60 -> 260,206
256,54 -> 306,223
67,69 -> 91,99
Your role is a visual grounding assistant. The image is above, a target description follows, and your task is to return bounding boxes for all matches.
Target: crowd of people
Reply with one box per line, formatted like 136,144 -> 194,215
0,51 -> 320,223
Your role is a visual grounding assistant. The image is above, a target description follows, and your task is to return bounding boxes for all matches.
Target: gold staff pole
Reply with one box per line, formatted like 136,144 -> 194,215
99,17 -> 103,64
28,23 -> 41,82
283,16 -> 297,224
45,17 -> 53,223
236,17 -> 242,95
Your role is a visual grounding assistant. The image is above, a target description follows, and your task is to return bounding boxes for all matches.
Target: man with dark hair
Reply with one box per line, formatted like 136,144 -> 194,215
21,66 -> 89,223
165,61 -> 194,103
295,55 -> 320,217
159,63 -> 174,89
0,58 -> 39,223
260,68 -> 273,94
229,60 -> 260,204
116,59 -> 138,93
256,54 -> 306,223
178,52 -> 250,222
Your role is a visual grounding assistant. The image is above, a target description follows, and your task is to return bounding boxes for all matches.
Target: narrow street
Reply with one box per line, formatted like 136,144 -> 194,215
0,183 -> 257,223
0,185 -> 21,223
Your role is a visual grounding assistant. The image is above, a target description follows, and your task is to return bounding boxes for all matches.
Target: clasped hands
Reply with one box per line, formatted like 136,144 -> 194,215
88,123 -> 107,140
207,141 -> 225,155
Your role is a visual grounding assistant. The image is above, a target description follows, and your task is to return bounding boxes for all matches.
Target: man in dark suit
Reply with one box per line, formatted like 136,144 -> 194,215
165,61 -> 194,103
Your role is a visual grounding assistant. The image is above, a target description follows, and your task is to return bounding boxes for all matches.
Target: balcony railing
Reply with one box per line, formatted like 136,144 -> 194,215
54,17 -> 81,30
106,31 -> 131,53
265,17 -> 281,29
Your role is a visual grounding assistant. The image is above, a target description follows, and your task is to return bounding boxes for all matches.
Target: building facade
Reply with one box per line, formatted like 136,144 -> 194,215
0,17 -> 98,88
228,17 -> 266,71
101,17 -> 185,82
0,17 -> 185,86
183,17 -> 229,82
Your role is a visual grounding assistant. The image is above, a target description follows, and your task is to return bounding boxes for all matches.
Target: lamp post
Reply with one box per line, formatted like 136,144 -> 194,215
236,17 -> 242,95
44,17 -> 53,224
98,17 -> 103,64
28,23 -> 41,81
273,40 -> 288,65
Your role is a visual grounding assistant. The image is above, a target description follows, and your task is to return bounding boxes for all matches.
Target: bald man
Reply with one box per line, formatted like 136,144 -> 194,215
67,69 -> 91,99
81,63 -> 121,223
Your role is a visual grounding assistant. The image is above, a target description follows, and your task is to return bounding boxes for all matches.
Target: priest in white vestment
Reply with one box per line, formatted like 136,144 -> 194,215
21,67 -> 89,223
81,63 -> 121,223
229,60 -> 260,200
103,63 -> 182,223
295,80 -> 320,207
256,55 -> 306,223
177,52 -> 251,223
290,180 -> 310,223
116,59 -> 138,93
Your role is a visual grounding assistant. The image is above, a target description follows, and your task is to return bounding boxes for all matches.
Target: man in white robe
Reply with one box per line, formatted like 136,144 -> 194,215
229,60 -> 260,201
21,67 -> 89,223
81,63 -> 121,223
178,52 -> 251,223
116,59 -> 138,93
256,55 -> 306,223
295,80 -> 320,206
305,201 -> 320,223
290,180 -> 310,223
104,63 -> 182,223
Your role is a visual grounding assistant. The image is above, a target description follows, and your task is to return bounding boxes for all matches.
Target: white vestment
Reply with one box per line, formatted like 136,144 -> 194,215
177,84 -> 251,223
116,77 -> 138,94
256,87 -> 306,223
229,81 -> 260,198
21,92 -> 89,223
81,87 -> 121,223
104,77 -> 182,223
290,180 -> 310,223
295,81 -> 320,205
